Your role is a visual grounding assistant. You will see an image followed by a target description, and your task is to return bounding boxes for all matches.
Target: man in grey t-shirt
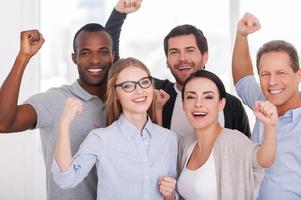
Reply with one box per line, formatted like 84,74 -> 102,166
0,1 -> 141,199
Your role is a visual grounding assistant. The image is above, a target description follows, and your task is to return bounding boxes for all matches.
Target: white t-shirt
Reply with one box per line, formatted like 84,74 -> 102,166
177,141 -> 217,200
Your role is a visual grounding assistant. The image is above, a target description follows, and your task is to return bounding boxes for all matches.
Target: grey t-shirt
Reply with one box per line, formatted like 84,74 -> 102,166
25,80 -> 106,200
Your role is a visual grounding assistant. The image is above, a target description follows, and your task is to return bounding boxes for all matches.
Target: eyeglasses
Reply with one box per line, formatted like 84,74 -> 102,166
115,76 -> 153,93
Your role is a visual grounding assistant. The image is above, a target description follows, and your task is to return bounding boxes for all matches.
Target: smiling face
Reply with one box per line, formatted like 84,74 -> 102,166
183,77 -> 225,130
258,51 -> 301,112
115,66 -> 154,118
166,34 -> 208,88
72,30 -> 114,88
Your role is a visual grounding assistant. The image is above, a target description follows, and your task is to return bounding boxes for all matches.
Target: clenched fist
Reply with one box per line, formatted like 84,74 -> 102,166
237,13 -> 261,37
19,29 -> 44,58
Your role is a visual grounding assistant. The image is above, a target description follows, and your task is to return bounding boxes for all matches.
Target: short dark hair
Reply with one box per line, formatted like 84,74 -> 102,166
182,69 -> 226,101
72,23 -> 112,52
256,40 -> 300,73
163,24 -> 208,56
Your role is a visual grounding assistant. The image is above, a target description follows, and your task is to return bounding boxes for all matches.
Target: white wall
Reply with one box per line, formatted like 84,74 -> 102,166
0,0 -> 46,199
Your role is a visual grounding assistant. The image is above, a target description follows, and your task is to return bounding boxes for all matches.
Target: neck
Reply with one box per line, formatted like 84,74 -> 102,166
78,80 -> 107,101
195,123 -> 222,148
175,82 -> 183,91
124,112 -> 148,131
277,94 -> 301,116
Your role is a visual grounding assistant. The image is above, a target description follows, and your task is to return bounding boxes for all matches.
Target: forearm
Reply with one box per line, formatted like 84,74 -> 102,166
257,124 -> 277,168
232,34 -> 254,85
55,124 -> 73,172
0,53 -> 31,128
164,193 -> 176,200
156,108 -> 163,126
105,8 -> 127,62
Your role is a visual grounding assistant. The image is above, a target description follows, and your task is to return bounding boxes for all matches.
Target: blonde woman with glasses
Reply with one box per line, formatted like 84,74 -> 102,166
52,57 -> 178,200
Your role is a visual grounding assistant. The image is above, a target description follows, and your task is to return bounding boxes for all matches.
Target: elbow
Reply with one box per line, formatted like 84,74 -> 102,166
259,157 -> 276,168
53,174 -> 79,189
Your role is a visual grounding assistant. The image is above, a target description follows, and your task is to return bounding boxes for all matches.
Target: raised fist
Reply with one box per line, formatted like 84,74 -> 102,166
19,29 -> 45,58
253,100 -> 278,126
237,13 -> 261,37
60,97 -> 83,127
115,0 -> 142,14
154,89 -> 170,111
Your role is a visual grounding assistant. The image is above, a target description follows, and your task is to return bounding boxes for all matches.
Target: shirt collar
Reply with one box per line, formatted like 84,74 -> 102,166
117,114 -> 153,140
70,80 -> 99,101
281,106 -> 301,122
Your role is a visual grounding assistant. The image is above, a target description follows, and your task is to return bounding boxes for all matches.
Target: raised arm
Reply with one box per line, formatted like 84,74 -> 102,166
105,0 -> 142,62
232,13 -> 260,85
154,89 -> 170,126
254,100 -> 277,168
55,97 -> 83,171
0,30 -> 44,133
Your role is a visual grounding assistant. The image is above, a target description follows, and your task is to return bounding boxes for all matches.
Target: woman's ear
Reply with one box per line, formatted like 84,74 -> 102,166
218,97 -> 226,111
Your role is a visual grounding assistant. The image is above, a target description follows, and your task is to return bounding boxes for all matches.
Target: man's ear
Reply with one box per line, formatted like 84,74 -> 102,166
202,51 -> 209,65
166,60 -> 170,69
72,53 -> 77,65
112,51 -> 116,62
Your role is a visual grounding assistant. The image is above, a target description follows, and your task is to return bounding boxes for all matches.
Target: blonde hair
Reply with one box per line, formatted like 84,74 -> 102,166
105,57 -> 157,125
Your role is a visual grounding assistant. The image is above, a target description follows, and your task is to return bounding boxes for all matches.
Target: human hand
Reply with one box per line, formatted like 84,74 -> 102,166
237,12 -> 261,37
60,97 -> 83,127
19,29 -> 44,58
154,89 -> 170,111
115,0 -> 142,14
158,176 -> 176,199
253,100 -> 278,127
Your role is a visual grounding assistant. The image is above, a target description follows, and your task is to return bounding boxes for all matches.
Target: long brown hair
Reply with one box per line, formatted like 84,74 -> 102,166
105,57 -> 157,126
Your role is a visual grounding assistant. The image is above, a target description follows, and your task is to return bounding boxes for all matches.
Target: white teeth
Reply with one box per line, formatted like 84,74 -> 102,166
87,68 -> 103,73
178,66 -> 192,70
192,112 -> 207,116
269,89 -> 283,94
133,97 -> 146,102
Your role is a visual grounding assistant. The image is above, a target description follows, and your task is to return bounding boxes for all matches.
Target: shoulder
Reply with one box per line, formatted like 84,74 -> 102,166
217,128 -> 251,146
153,77 -> 174,90
27,84 -> 72,102
89,122 -> 118,140
151,123 -> 177,142
225,92 -> 243,105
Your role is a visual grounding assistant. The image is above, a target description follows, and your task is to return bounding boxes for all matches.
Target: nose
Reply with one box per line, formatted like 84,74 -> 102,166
195,97 -> 203,108
179,51 -> 187,62
269,74 -> 278,86
90,52 -> 101,64
134,83 -> 144,94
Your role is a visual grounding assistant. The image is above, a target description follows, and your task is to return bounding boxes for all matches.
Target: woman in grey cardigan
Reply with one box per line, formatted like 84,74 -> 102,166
177,70 -> 277,200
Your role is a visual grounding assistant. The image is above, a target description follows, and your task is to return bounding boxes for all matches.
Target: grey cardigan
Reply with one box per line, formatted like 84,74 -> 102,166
180,128 -> 264,200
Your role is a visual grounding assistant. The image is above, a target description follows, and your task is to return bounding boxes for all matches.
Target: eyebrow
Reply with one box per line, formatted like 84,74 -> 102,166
168,46 -> 196,52
185,90 -> 215,95
79,47 -> 110,52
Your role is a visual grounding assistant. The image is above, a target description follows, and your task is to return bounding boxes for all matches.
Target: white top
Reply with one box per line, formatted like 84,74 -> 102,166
177,141 -> 217,200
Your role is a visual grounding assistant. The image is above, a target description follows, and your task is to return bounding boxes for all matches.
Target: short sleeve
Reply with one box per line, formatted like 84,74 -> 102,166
235,75 -> 265,109
24,89 -> 63,128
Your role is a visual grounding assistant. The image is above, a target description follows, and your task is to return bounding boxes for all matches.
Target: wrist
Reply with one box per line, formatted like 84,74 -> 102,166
17,52 -> 32,63
236,32 -> 249,40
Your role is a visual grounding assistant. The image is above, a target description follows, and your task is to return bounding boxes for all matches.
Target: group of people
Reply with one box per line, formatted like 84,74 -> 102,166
0,0 -> 300,200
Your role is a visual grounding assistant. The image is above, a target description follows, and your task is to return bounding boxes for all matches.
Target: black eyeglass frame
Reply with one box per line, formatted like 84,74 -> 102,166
114,76 -> 153,93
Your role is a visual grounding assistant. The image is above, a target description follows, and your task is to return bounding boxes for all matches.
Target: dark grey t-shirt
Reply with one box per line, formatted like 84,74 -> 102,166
25,80 -> 106,200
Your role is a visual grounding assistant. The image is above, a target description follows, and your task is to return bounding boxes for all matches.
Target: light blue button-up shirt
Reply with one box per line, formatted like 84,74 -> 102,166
52,114 -> 178,200
236,75 -> 301,200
